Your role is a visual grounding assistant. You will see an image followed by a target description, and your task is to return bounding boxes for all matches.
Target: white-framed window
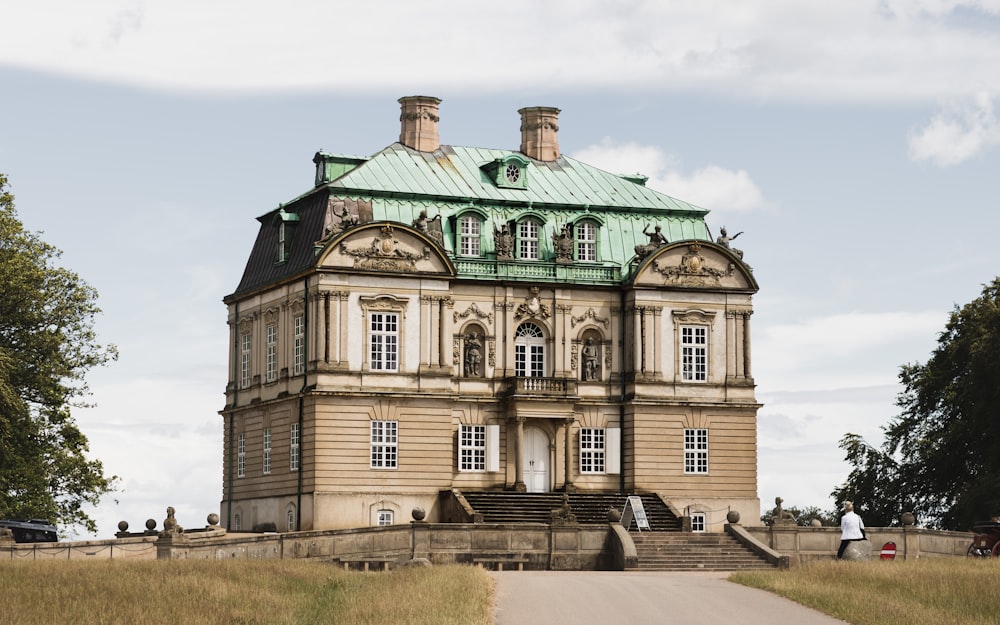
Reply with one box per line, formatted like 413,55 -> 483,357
234,513 -> 242,532
292,314 -> 305,376
518,219 -> 540,260
515,323 -> 545,377
580,427 -> 605,473
681,325 -> 708,382
290,422 -> 300,471
369,312 -> 399,372
576,221 -> 598,262
277,222 -> 289,263
265,324 -> 277,383
370,420 -> 398,469
237,432 -> 246,478
239,332 -> 251,389
459,424 -> 486,472
286,505 -> 296,531
684,428 -> 709,474
262,428 -> 272,475
377,510 -> 394,526
458,215 -> 482,257
691,512 -> 706,532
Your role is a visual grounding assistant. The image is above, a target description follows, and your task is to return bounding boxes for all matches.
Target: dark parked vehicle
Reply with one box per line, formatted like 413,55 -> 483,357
967,521 -> 1000,557
0,519 -> 59,543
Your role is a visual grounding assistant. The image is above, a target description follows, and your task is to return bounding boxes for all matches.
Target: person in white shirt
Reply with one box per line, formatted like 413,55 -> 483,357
837,501 -> 866,559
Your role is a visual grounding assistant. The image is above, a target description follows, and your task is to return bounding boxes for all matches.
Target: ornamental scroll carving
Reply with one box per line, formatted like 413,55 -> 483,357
454,302 -> 494,325
652,243 -> 735,287
341,225 -> 429,271
570,307 -> 609,329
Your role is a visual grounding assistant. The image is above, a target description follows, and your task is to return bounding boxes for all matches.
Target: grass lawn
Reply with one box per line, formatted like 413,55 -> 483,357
0,559 -> 493,625
731,557 -> 1000,625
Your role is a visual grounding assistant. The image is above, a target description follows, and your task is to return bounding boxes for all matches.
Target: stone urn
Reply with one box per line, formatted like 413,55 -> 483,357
901,512 -> 916,527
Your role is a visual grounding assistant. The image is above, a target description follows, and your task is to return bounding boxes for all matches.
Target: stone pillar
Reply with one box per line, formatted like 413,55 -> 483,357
514,417 -> 526,492
439,297 -> 453,368
651,307 -> 662,378
564,418 -> 575,491
743,311 -> 752,379
726,310 -> 738,380
632,306 -> 643,375
337,292 -> 349,365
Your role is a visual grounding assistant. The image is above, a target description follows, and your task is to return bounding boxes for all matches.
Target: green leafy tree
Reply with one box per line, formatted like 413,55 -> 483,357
833,279 -> 1000,530
0,172 -> 118,533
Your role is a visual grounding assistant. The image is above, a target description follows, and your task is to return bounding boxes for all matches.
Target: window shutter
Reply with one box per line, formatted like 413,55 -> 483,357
486,424 -> 500,472
605,427 -> 621,475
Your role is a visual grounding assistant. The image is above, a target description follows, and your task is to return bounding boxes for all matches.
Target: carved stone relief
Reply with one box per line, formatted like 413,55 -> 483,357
341,225 -> 430,271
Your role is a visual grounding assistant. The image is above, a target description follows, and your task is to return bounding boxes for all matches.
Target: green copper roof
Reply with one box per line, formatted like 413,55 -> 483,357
324,144 -> 710,214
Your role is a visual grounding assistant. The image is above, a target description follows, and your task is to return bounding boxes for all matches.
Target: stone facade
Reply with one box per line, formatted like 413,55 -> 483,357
221,97 -> 762,532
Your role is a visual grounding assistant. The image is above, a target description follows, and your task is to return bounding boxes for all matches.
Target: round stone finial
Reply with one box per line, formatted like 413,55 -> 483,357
810,518 -> 823,527
207,513 -> 220,526
145,518 -> 157,531
901,511 -> 916,526
118,520 -> 129,532
607,508 -> 622,522
411,507 -> 426,522
726,510 -> 741,524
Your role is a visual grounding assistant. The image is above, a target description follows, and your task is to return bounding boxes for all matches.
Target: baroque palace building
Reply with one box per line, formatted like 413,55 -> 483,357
221,96 -> 760,532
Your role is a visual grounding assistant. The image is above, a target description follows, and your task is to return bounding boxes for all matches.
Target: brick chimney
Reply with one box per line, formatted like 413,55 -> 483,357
519,106 -> 561,161
398,96 -> 441,152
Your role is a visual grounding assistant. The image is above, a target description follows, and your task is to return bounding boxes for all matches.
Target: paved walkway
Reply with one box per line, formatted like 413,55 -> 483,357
492,571 -> 850,625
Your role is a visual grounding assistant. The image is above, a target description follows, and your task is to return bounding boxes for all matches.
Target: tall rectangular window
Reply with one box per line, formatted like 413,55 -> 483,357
576,221 -> 597,261
237,432 -> 246,478
684,428 -> 709,474
458,424 -> 486,472
580,427 -> 605,473
459,215 -> 481,257
681,325 -> 708,382
265,324 -> 277,383
290,422 -> 300,471
293,314 -> 305,376
369,312 -> 399,372
691,512 -> 706,532
240,332 -> 252,389
262,428 -> 272,475
518,220 -> 539,260
370,420 -> 398,469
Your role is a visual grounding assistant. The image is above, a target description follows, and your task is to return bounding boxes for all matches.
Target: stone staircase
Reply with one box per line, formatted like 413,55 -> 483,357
456,491 -> 681,530
631,532 -> 776,571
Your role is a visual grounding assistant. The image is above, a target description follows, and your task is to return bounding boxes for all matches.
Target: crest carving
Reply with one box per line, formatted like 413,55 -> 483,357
514,287 -> 551,320
652,243 -> 735,286
341,225 -> 430,271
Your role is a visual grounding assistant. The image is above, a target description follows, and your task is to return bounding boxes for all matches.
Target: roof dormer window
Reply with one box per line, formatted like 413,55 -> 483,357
273,208 -> 299,264
483,154 -> 530,190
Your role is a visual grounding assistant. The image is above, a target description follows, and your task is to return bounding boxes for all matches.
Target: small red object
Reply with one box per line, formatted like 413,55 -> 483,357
880,541 -> 897,560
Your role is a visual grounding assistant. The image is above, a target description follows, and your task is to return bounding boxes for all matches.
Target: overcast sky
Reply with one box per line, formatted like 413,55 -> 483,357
3,1 -> 1000,537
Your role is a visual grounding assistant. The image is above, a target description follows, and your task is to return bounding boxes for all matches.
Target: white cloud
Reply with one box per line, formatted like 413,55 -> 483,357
570,138 -> 770,217
2,1 -> 1000,102
755,310 -> 946,392
908,93 -> 1000,166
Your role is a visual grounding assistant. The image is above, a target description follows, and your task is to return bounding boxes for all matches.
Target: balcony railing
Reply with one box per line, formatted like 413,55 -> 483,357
454,259 -> 621,284
502,376 -> 579,398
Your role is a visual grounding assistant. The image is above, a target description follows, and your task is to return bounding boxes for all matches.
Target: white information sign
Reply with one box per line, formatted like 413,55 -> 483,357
621,495 -> 650,531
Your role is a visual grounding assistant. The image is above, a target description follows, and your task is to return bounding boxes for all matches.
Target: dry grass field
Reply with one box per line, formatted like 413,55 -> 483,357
0,559 -> 493,625
731,557 -> 1000,625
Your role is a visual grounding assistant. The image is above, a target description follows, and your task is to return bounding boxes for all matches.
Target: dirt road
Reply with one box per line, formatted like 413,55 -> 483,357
492,570 -> 849,625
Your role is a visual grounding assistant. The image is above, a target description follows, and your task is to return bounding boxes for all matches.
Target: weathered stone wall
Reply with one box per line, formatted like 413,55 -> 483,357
744,526 -> 973,565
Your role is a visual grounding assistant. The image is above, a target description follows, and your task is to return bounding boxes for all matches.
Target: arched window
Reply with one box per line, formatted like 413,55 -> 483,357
575,220 -> 598,262
515,323 -> 546,377
286,504 -> 296,531
517,219 -> 541,260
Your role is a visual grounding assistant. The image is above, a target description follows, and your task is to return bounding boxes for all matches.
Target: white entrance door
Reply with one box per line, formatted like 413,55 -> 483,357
523,427 -> 550,493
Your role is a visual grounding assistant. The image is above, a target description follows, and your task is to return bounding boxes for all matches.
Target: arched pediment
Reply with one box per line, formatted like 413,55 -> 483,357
632,240 -> 758,292
316,222 -> 455,276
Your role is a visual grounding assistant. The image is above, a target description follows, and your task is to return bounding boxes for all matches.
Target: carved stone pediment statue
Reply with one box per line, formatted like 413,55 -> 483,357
340,225 -> 430,271
514,287 -> 551,320
494,223 -> 514,260
652,243 -> 735,286
634,223 -> 667,259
